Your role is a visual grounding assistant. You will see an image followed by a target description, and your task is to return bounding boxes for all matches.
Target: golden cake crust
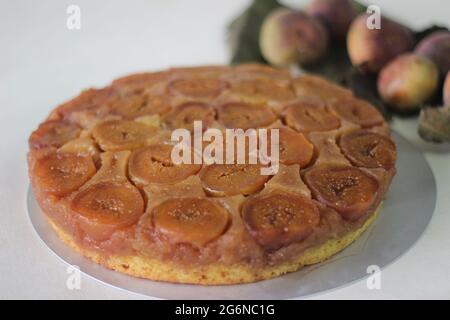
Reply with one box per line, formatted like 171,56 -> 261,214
28,64 -> 396,285
47,207 -> 379,284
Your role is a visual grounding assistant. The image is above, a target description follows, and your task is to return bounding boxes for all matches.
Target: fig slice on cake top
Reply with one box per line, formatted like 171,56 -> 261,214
284,101 -> 341,133
200,164 -> 269,197
304,165 -> 379,221
128,144 -> 201,186
71,181 -> 144,241
274,127 -> 314,166
29,120 -> 81,149
169,78 -> 228,98
111,93 -> 171,118
330,98 -> 384,128
242,192 -> 320,251
92,120 -> 156,151
152,197 -> 230,247
70,151 -> 145,241
33,152 -> 96,197
230,78 -> 295,101
339,130 -> 397,170
164,102 -> 215,131
218,102 -> 277,130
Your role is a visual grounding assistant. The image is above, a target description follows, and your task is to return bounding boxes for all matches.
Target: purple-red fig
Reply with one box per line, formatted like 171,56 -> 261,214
307,0 -> 357,40
347,14 -> 414,73
260,8 -> 329,66
444,71 -> 450,106
377,53 -> 439,112
415,31 -> 450,75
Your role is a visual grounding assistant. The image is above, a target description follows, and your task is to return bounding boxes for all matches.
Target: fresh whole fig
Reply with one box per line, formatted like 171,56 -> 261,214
415,31 -> 450,75
347,14 -> 414,73
260,8 -> 329,66
377,53 -> 439,112
307,0 -> 357,40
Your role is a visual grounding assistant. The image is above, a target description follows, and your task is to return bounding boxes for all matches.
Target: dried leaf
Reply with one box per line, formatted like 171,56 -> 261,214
418,105 -> 450,143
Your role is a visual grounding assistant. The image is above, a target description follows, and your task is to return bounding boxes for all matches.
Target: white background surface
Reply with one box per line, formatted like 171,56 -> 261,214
0,0 -> 449,299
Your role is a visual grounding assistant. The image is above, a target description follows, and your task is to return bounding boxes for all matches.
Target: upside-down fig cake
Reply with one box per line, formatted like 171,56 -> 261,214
28,64 -> 396,284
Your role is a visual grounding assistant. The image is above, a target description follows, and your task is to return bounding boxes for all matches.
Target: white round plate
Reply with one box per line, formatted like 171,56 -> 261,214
28,132 -> 436,299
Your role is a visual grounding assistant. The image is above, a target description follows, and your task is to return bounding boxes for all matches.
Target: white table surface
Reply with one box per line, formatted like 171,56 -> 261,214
1,0 -> 449,299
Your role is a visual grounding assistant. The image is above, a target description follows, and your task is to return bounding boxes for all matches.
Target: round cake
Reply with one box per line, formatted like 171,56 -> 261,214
28,64 -> 397,285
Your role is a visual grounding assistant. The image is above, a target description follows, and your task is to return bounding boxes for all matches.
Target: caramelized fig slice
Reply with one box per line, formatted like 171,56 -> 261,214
218,102 -> 277,129
33,153 -> 96,197
54,87 -> 116,118
303,166 -> 379,221
29,120 -> 81,149
164,102 -> 215,131
71,182 -> 144,241
112,71 -> 170,92
58,137 -> 99,157
241,192 -> 320,251
284,102 -> 341,133
200,164 -> 269,197
276,128 -> 314,166
169,78 -> 228,98
230,79 -> 295,101
111,93 -> 171,118
331,98 -> 383,128
340,130 -> 397,169
234,64 -> 291,83
293,75 -> 353,104
128,144 -> 201,186
170,66 -> 230,78
152,198 -> 230,247
92,120 -> 156,151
